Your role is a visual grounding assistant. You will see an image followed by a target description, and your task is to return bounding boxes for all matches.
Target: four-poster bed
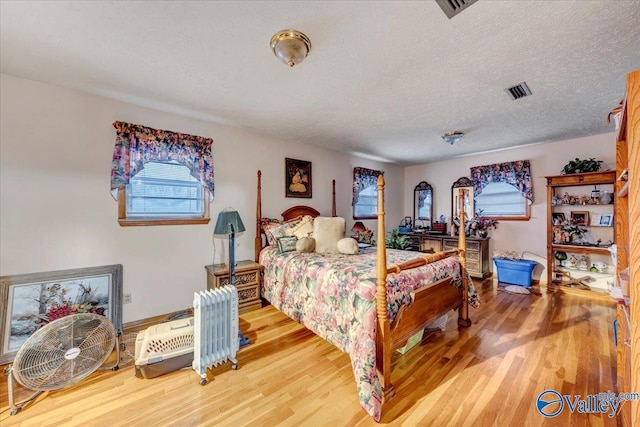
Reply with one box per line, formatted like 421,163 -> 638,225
253,170 -> 476,421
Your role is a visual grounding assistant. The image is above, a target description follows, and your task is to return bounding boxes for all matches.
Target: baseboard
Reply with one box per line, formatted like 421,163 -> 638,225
123,308 -> 194,333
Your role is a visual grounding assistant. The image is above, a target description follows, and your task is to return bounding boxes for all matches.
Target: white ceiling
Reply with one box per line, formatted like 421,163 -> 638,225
2,1 -> 639,165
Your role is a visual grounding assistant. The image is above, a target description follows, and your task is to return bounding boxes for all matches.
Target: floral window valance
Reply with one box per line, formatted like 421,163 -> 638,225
352,167 -> 384,206
110,121 -> 214,200
470,159 -> 533,203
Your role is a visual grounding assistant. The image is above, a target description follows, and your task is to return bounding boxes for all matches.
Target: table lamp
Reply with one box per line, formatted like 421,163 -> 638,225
351,221 -> 366,241
214,208 -> 250,347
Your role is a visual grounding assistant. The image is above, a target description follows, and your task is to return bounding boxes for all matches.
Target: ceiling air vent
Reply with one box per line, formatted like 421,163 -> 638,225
505,82 -> 532,100
435,0 -> 479,19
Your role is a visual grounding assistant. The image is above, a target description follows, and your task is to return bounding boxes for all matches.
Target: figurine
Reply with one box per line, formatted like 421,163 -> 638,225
578,254 -> 589,270
569,255 -> 578,269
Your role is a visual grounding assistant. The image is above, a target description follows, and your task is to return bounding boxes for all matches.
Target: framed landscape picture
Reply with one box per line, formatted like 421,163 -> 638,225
0,264 -> 123,364
285,158 -> 312,198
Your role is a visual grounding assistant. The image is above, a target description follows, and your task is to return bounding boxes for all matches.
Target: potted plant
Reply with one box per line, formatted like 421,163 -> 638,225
468,212 -> 498,238
561,224 -> 588,244
385,228 -> 410,250
561,158 -> 603,175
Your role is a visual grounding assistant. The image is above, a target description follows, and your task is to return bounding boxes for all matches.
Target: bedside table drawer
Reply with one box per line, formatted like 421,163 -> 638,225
214,269 -> 259,288
205,261 -> 263,313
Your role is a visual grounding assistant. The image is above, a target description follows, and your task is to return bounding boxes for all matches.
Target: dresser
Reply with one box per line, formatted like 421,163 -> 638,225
205,260 -> 262,313
399,233 -> 491,279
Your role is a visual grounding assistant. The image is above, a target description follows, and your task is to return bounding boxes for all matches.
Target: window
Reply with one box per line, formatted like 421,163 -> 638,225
118,161 -> 210,226
111,121 -> 214,226
474,182 -> 530,219
352,167 -> 383,220
470,159 -> 532,220
354,185 -> 378,219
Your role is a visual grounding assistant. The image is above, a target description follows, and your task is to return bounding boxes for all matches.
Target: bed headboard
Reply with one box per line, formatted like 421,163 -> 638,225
255,170 -> 336,261
281,205 -> 321,221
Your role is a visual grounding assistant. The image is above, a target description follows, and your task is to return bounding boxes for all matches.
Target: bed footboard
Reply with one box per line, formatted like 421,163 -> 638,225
375,178 -> 472,407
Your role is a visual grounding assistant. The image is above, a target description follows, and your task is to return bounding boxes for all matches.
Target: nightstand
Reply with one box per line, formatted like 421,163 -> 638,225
205,260 -> 262,313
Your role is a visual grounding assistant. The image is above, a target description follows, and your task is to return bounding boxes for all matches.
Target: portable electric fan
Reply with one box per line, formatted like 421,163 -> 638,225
6,313 -> 116,415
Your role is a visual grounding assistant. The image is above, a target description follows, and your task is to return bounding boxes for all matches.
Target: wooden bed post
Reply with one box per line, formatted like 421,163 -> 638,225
375,174 -> 395,402
457,188 -> 472,327
332,179 -> 336,217
255,170 -> 262,262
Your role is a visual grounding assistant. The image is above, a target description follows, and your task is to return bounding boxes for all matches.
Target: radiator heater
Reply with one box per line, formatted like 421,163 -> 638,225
192,286 -> 239,385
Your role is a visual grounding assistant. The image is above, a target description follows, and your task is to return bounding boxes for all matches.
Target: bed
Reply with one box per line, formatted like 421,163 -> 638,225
253,170 -> 478,421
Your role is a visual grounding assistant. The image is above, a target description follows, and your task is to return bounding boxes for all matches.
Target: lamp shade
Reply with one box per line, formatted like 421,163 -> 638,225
351,221 -> 366,233
214,210 -> 245,235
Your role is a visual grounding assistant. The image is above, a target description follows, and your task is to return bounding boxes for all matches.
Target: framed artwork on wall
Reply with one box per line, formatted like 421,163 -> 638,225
285,158 -> 312,198
0,264 -> 123,364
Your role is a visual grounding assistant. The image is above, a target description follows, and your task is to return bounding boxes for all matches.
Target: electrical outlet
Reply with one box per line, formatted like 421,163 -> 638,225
123,292 -> 132,304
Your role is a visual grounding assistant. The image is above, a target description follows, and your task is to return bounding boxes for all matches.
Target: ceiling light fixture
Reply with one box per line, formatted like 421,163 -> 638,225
270,29 -> 311,67
442,131 -> 465,145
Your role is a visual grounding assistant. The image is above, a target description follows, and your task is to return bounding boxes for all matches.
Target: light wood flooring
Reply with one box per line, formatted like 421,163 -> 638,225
1,279 -> 622,426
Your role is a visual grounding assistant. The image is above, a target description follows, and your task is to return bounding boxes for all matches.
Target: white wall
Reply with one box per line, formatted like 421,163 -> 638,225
404,134 -> 616,281
0,74 -> 404,322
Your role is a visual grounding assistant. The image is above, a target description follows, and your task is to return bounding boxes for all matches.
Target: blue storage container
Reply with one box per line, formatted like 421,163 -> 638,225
493,258 -> 538,287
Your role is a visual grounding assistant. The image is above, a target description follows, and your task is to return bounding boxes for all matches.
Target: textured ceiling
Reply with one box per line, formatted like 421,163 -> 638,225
1,1 -> 639,165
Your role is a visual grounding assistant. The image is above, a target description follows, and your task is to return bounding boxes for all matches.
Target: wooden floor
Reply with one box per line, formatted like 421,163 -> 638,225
1,279 -> 622,426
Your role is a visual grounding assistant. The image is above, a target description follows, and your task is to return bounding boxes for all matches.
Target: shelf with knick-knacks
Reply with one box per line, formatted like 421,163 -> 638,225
552,250 -> 614,294
546,170 -> 616,298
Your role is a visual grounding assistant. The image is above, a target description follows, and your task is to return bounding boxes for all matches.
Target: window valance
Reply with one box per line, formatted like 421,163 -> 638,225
352,167 -> 384,206
110,121 -> 214,200
470,159 -> 533,203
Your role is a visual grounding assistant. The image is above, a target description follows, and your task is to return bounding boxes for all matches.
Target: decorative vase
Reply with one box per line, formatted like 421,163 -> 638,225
600,190 -> 612,205
478,230 -> 488,238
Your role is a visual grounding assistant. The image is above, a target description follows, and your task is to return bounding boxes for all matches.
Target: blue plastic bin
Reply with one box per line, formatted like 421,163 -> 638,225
493,258 -> 538,287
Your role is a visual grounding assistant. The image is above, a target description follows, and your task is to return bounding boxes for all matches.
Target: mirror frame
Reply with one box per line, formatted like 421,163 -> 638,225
413,181 -> 433,230
451,177 -> 474,222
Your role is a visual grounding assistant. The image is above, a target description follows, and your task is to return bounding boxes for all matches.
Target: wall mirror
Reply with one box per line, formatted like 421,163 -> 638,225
413,181 -> 433,230
452,177 -> 474,221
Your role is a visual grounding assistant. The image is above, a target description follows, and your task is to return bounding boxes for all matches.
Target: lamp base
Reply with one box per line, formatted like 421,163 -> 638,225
238,331 -> 250,348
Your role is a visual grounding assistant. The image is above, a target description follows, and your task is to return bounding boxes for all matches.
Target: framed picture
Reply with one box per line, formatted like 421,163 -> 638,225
551,212 -> 566,225
570,211 -> 589,226
597,214 -> 614,227
0,264 -> 123,364
285,158 -> 312,198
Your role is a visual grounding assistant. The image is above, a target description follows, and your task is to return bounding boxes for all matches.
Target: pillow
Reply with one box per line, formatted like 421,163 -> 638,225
296,236 -> 316,253
313,216 -> 346,254
276,236 -> 298,254
286,215 -> 314,239
264,216 -> 303,246
337,237 -> 359,255
261,218 -> 282,246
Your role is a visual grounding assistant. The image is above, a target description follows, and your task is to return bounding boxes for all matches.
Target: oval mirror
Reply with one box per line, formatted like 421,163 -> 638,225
413,181 -> 433,231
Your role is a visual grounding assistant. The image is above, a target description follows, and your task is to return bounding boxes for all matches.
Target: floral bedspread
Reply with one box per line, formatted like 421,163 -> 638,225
259,246 -> 479,421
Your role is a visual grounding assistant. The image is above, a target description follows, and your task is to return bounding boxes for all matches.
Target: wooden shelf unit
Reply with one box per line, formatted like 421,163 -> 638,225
613,69 -> 639,427
545,170 -> 616,296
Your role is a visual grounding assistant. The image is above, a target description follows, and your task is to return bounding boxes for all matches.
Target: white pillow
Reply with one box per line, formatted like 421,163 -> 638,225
313,217 -> 346,254
337,237 -> 359,255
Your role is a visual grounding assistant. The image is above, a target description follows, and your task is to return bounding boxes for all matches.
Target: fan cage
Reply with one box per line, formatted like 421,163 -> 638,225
11,313 -> 116,391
